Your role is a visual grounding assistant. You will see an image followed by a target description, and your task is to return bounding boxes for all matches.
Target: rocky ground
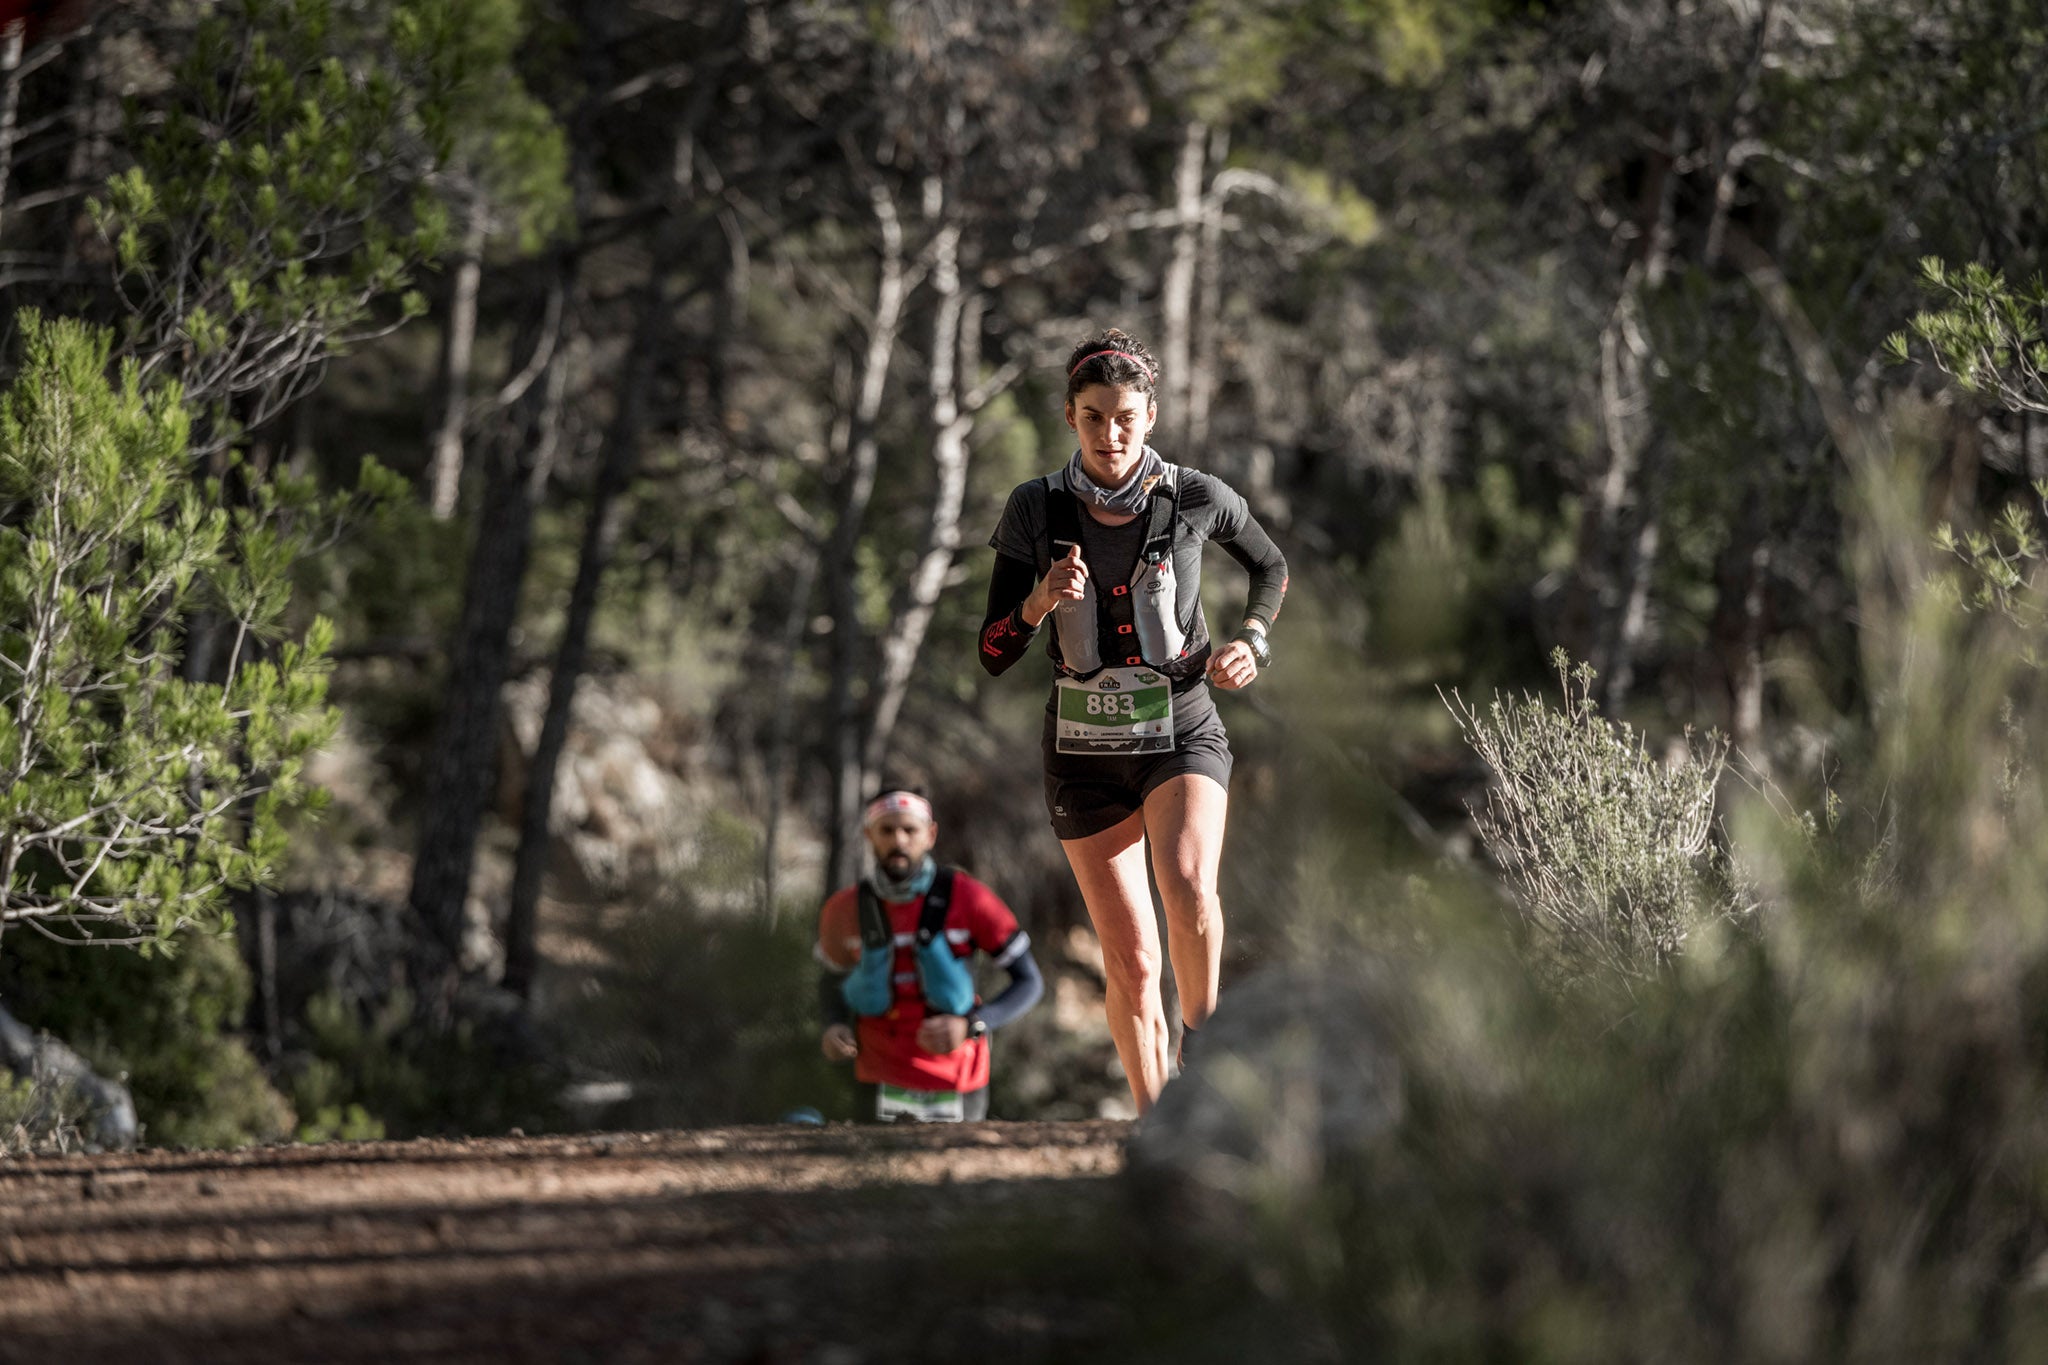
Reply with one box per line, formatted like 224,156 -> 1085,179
0,1120 -> 1140,1365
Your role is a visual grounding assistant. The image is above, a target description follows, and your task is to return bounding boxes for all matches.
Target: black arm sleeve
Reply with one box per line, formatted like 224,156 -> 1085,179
978,553 -> 1042,676
972,936 -> 1044,1031
1215,511 -> 1289,631
817,967 -> 852,1028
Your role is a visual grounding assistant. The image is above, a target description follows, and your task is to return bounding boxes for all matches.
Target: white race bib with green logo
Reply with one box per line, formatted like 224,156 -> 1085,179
1055,666 -> 1175,755
876,1084 -> 965,1122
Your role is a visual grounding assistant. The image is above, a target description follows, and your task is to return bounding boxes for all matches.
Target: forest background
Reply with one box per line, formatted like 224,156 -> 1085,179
5,5 -> 2048,1345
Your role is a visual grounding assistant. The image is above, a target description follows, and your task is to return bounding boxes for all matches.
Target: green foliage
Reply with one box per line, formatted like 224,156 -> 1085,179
1900,259 -> 2048,656
573,901 -> 848,1126
1159,0 -> 1496,121
0,315 -> 349,945
1445,650 -> 1737,988
286,986 -> 561,1140
1932,484 -> 2048,645
1360,468 -> 1571,689
287,1029 -> 388,1143
0,928 -> 293,1149
413,0 -> 572,253
563,815 -> 849,1127
1890,258 -> 2048,415
89,0 -> 568,451
1280,164 -> 1380,247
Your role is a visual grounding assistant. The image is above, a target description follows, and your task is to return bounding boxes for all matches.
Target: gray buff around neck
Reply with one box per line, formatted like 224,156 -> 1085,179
1063,446 -> 1166,517
870,854 -> 936,902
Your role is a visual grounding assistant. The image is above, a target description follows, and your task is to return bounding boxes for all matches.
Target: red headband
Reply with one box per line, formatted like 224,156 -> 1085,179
1068,349 -> 1154,380
863,791 -> 934,828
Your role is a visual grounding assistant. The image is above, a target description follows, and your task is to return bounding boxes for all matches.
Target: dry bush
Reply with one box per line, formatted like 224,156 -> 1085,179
0,1071 -> 91,1158
1444,650 -> 1737,988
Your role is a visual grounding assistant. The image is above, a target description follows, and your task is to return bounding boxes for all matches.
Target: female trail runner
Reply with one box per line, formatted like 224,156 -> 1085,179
978,328 -> 1288,1113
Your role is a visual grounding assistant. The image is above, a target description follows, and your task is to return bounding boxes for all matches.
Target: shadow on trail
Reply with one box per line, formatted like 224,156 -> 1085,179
0,1118 -> 1124,1180
0,1123 -> 1162,1364
0,1169 -> 1143,1365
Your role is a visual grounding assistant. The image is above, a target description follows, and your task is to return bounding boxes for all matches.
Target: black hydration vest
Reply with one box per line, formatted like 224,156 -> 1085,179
1044,466 -> 1189,678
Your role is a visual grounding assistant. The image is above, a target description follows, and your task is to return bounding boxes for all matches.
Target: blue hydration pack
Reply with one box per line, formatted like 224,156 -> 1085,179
841,866 -> 977,1018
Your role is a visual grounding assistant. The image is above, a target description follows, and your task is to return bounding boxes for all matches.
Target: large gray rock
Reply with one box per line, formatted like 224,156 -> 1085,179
1125,962 -> 1407,1244
0,1002 -> 140,1152
499,672 -> 701,900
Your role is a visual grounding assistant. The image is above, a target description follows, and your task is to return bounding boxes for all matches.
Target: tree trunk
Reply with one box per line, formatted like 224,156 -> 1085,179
1724,229 -> 1874,471
1158,120 -> 1206,452
760,541 -> 820,925
819,180 -> 908,897
1561,113 -> 1683,677
1702,0 -> 1774,271
0,20 -> 25,238
503,266 -> 671,1001
1565,278 -> 1654,694
863,231 -> 974,784
502,0 -> 746,981
1189,126 -> 1230,456
56,18 -> 113,285
250,888 -> 281,1062
427,207 -> 488,520
406,267 -> 570,998
1710,490 -> 1772,758
1604,438 -> 1665,710
1724,225 -> 1906,639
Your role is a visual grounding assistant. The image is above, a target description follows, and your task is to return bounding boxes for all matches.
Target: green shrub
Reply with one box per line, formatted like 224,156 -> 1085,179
284,985 -> 562,1140
288,1058 -> 387,1143
0,929 -> 293,1148
0,314 -> 347,947
564,887 -> 849,1128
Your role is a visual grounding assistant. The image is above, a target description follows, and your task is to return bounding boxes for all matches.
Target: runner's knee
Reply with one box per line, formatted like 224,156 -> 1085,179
1100,938 -> 1161,999
1158,861 -> 1219,918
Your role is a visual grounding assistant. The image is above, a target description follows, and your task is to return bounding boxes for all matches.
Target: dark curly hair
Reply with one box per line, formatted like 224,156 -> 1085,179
1063,327 -> 1159,404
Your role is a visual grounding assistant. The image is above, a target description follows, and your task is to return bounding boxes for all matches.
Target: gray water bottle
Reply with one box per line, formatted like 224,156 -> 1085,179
1133,554 -> 1185,664
1052,539 -> 1103,673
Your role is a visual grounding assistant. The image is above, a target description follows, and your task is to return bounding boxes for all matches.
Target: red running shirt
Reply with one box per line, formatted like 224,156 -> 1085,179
815,871 -> 1021,1093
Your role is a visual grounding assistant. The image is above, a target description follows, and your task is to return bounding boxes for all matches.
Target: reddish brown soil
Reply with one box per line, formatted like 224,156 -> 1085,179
0,1121 -> 1136,1364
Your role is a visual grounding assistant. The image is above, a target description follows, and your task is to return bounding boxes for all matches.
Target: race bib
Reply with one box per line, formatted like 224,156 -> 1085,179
876,1084 -> 965,1123
1055,666 -> 1175,755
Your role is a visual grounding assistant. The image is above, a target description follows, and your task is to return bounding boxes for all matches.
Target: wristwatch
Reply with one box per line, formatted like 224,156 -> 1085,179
1232,623 -> 1272,669
966,1011 -> 988,1038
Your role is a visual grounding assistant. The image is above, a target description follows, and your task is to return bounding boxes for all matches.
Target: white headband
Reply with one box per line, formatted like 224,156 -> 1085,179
863,791 -> 934,828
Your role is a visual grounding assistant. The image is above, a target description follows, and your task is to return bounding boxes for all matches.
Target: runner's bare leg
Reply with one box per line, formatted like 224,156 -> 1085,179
1144,773 -> 1227,1037
1061,811 -> 1171,1111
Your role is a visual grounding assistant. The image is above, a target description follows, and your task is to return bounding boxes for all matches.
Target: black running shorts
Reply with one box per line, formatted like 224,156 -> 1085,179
1040,705 -> 1233,841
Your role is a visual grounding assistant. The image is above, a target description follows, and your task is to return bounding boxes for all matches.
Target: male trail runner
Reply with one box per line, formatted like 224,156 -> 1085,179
815,789 -> 1044,1122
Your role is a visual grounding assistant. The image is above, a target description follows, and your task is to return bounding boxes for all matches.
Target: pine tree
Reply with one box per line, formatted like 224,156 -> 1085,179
0,313 -> 395,949
89,0 -> 569,455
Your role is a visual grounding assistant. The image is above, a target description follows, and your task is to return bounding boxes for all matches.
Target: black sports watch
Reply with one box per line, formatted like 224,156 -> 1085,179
1231,624 -> 1272,669
966,1011 -> 989,1038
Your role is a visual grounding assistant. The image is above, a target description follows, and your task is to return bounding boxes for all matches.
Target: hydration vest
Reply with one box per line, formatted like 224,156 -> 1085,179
841,866 -> 978,1018
1045,465 -> 1188,678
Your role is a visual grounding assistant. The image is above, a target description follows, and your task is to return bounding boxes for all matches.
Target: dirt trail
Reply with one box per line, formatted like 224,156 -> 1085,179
0,1121 -> 1133,1364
